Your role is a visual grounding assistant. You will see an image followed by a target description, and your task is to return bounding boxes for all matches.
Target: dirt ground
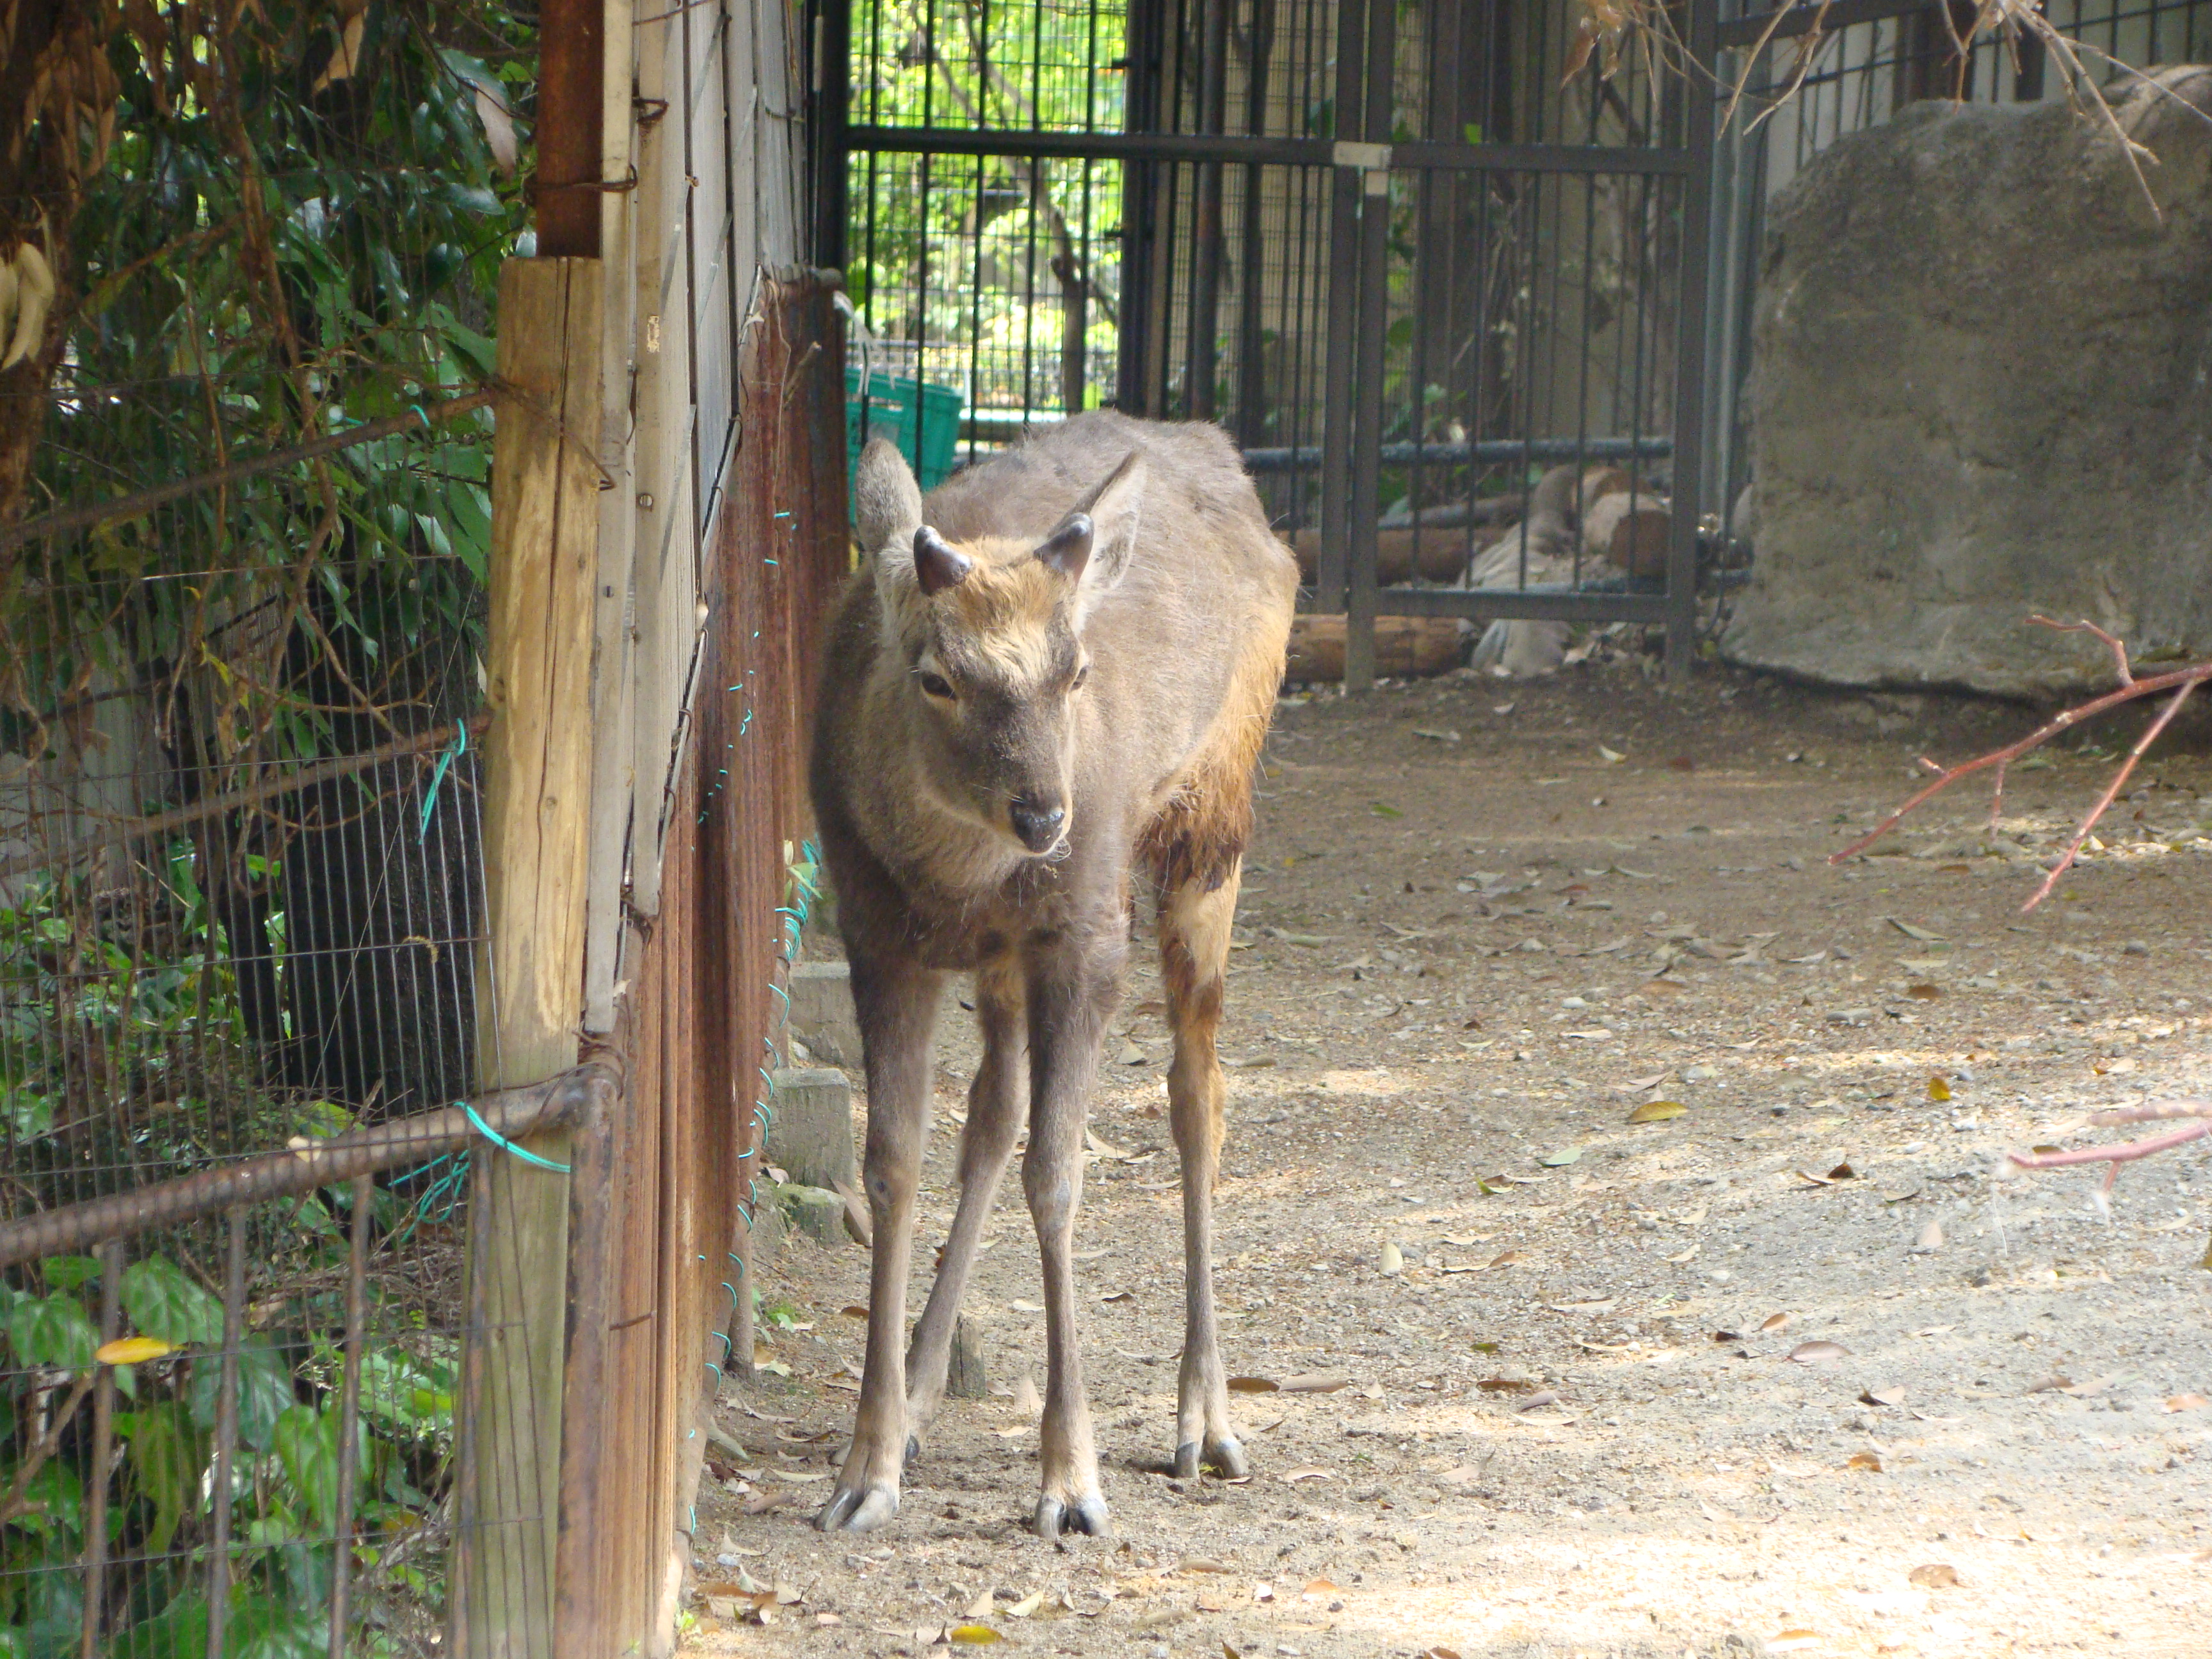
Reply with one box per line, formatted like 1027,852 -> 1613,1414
685,655 -> 2212,1659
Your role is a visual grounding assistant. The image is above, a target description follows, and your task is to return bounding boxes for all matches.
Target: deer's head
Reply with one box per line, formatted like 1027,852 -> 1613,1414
853,437 -> 1145,855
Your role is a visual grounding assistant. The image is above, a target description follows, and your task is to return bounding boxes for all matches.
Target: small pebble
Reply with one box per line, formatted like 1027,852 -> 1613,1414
2122,940 -> 2150,956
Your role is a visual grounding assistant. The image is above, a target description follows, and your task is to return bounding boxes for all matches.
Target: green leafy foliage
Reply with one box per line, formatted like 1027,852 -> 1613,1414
121,1258 -> 227,1349
4,0 -> 525,1642
4,1292 -> 97,1372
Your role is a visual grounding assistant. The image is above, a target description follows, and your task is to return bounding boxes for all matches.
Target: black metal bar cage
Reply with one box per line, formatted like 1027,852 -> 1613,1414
807,0 -> 1717,686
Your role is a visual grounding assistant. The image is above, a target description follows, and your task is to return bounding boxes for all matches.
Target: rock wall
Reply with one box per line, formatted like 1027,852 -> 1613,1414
1724,74 -> 2212,697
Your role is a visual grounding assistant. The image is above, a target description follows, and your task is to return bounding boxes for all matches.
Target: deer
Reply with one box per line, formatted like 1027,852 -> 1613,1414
808,410 -> 1297,1537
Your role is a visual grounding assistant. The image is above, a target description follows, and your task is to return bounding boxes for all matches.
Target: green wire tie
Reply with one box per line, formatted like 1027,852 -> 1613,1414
465,1103 -> 571,1173
419,723 -> 469,842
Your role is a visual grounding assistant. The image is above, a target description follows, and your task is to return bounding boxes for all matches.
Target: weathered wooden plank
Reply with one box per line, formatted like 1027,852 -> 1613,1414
451,255 -> 602,1659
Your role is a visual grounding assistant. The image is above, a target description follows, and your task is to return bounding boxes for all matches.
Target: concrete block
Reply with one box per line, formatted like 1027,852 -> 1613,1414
788,961 -> 862,1067
778,1183 -> 846,1247
744,1188 -> 783,1265
765,1066 -> 857,1193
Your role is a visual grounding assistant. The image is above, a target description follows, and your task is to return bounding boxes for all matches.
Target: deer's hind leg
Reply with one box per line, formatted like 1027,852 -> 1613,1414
902,954 -> 1027,1459
1158,856 -> 1248,1480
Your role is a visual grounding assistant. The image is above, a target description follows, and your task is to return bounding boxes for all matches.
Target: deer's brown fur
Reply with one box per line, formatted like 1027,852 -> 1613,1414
809,410 -> 1295,1536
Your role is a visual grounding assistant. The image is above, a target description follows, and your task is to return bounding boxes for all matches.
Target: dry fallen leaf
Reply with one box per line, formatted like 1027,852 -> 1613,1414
1628,1100 -> 1688,1123
964,1589 -> 997,1620
1002,1591 -> 1045,1619
1847,1451 -> 1884,1472
1788,1340 -> 1850,1365
1759,1312 -> 1790,1333
1381,1241 -> 1404,1275
1928,1075 -> 1953,1102
1908,1563 -> 1960,1589
1479,1377 -> 1538,1394
1859,1386 -> 1907,1407
2162,1393 -> 2210,1413
1915,1220 -> 1944,1252
838,1304 -> 867,1318
1013,1374 -> 1043,1416
1300,1578 -> 1343,1599
1279,1467 -> 1333,1483
948,1626 -> 1003,1645
1178,1557 -> 1233,1574
1827,1162 -> 1858,1181
1766,1632 -> 1821,1653
1907,982 -> 1942,1000
1488,1249 -> 1528,1268
1280,1372 -> 1352,1393
1228,1375 -> 1281,1394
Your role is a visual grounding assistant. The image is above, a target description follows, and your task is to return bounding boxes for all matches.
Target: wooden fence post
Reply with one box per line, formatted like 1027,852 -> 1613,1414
451,256 -> 604,1659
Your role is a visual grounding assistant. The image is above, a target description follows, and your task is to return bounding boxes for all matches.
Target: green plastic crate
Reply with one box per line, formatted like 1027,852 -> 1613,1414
846,366 -> 963,493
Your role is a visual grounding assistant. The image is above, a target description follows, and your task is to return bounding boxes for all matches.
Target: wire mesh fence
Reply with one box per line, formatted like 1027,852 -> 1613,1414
0,0 -> 543,1649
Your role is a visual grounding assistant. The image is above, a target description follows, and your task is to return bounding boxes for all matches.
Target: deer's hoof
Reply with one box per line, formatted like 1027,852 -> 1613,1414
815,1481 -> 900,1533
1173,1435 -> 1249,1480
1032,1492 -> 1111,1541
904,1434 -> 920,1470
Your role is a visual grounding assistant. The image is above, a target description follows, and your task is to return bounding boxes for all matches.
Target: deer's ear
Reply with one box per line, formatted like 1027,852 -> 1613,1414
854,437 -> 923,557
1041,449 -> 1143,625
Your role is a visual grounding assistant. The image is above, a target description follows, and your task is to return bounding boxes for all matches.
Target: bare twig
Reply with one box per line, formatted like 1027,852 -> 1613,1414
2007,1098 -> 2211,1200
0,712 -> 490,881
0,385 -> 497,552
1831,617 -> 2212,912
0,1374 -> 97,1527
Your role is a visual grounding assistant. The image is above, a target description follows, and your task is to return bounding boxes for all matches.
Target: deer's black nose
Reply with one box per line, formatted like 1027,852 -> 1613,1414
1009,796 -> 1066,851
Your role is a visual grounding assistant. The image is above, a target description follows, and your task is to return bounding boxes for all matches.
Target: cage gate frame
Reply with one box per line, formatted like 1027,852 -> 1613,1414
815,0 -> 1718,685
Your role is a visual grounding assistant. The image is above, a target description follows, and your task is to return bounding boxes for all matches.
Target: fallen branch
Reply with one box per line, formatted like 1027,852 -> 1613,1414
2004,1101 -> 2211,1250
1831,617 -> 2212,911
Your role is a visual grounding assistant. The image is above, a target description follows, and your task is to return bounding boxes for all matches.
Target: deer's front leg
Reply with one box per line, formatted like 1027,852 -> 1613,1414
1023,938 -> 1120,1539
903,956 -> 1027,1457
817,955 -> 944,1534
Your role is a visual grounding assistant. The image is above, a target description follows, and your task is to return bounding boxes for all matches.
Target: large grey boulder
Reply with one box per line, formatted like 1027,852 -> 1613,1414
1725,74 -> 2212,696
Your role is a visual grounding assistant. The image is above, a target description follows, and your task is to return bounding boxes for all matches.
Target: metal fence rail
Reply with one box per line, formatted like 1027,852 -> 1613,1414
822,0 -> 1717,686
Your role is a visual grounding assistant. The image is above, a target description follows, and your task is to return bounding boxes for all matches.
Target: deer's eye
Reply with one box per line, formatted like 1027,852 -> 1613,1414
917,670 -> 955,700
1070,662 -> 1090,691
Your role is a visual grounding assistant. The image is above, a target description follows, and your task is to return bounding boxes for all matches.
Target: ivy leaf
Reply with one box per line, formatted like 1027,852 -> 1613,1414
125,1402 -> 204,1553
271,1403 -> 349,1535
8,1291 -> 97,1370
40,1254 -> 103,1292
189,1341 -> 298,1450
123,1256 -> 227,1348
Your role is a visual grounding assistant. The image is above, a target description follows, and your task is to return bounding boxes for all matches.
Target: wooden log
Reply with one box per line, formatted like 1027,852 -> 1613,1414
1582,492 -> 1672,579
1287,614 -> 1461,682
1288,525 -> 1473,586
451,257 -> 603,1659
